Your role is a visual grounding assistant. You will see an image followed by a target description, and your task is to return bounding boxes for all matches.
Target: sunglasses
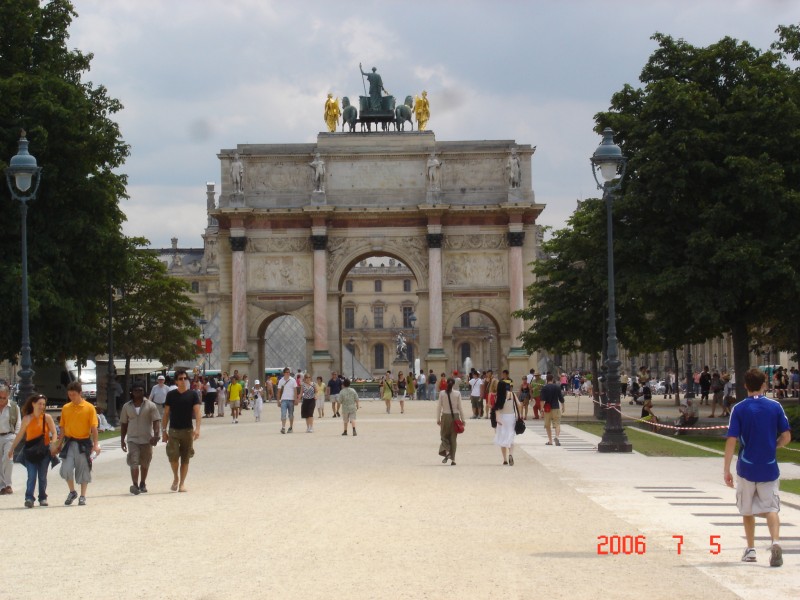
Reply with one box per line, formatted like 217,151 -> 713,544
176,376 -> 189,381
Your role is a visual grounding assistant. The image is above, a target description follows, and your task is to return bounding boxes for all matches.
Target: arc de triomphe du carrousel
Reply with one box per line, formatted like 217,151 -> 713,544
193,80 -> 545,380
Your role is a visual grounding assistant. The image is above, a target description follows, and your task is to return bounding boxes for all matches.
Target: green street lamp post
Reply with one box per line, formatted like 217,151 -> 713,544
5,131 -> 42,401
591,128 -> 632,453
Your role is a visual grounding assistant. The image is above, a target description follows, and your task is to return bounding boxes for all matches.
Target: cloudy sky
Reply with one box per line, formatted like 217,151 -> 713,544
68,0 -> 796,249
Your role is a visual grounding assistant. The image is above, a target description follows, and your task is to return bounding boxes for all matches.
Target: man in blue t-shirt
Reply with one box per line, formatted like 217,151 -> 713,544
724,368 -> 791,567
327,372 -> 343,419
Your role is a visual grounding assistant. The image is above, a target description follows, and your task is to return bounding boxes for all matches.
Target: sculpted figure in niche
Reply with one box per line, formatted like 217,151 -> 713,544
506,147 -> 521,189
360,63 -> 387,111
230,152 -> 244,194
427,151 -> 442,191
414,91 -> 430,131
309,152 -> 325,192
324,94 -> 340,133
205,238 -> 217,268
396,331 -> 407,361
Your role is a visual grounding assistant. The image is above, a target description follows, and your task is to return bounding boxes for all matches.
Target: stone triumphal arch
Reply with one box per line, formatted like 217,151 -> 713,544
204,131 -> 544,379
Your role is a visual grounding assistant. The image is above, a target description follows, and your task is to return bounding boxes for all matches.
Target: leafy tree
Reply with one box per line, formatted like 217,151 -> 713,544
110,240 -> 201,402
516,203 -> 608,361
0,0 -> 130,363
596,29 -> 800,398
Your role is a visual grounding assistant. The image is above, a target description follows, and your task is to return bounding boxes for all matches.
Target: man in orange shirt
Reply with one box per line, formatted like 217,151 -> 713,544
55,381 -> 101,506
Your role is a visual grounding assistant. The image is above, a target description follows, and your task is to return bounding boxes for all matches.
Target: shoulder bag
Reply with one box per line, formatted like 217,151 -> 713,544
23,414 -> 51,462
512,393 -> 526,435
446,391 -> 465,434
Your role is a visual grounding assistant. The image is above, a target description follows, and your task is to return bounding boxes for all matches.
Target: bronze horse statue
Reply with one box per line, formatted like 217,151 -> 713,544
395,96 -> 414,131
341,97 -> 358,132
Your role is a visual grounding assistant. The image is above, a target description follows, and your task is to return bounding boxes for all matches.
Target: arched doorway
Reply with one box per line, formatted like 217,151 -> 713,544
451,310 -> 500,374
257,314 -> 308,379
339,254 -> 421,379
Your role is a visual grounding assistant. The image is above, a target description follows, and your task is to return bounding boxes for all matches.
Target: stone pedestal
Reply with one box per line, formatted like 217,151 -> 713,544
310,351 -> 333,378
230,192 -> 245,208
311,190 -> 326,205
425,349 -> 447,380
507,348 -> 530,382
228,351 -> 252,373
425,190 -> 441,205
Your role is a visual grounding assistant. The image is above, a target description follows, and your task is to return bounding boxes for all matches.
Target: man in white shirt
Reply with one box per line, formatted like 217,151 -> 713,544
0,384 -> 21,494
468,372 -> 483,419
417,372 -> 428,400
277,368 -> 299,434
149,375 -> 169,417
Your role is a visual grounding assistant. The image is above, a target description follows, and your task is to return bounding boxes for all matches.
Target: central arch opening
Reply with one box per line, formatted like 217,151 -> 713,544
339,254 -> 421,380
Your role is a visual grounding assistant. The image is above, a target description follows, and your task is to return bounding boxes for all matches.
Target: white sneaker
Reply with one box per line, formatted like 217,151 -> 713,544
741,548 -> 757,562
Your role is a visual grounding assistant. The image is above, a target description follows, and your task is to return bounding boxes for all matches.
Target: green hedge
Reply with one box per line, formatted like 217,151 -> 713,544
785,405 -> 800,441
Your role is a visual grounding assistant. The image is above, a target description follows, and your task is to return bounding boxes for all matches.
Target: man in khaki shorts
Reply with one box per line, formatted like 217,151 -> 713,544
724,368 -> 791,567
540,373 -> 564,446
120,383 -> 160,495
162,369 -> 201,493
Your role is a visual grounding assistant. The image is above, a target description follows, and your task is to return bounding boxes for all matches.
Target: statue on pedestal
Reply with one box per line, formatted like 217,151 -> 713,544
395,331 -> 408,361
360,63 -> 388,111
427,151 -> 442,191
414,91 -> 430,131
230,152 -> 244,194
324,94 -> 340,133
506,147 -> 521,189
309,152 -> 325,192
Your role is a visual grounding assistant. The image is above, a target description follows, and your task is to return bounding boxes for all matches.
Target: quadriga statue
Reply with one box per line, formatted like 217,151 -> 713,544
342,97 -> 358,132
395,96 -> 414,131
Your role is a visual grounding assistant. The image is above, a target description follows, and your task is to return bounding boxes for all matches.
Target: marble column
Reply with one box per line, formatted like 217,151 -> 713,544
507,230 -> 529,373
426,233 -> 445,358
229,236 -> 248,355
507,231 -> 525,345
311,235 -> 329,354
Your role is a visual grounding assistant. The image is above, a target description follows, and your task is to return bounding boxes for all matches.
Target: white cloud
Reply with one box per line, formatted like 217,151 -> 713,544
67,0 -> 797,249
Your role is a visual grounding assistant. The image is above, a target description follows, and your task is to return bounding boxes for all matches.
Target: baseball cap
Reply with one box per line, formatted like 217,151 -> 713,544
158,375 -> 165,380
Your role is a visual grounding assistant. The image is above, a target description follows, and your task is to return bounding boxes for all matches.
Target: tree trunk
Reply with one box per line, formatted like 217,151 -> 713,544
123,355 -> 132,409
671,346 -> 681,405
731,322 -> 750,401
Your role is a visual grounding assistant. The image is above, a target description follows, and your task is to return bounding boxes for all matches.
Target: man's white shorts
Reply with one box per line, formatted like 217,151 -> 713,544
736,477 -> 780,516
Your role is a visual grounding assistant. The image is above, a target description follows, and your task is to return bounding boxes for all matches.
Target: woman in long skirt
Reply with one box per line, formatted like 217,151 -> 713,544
493,380 -> 522,465
216,372 -> 228,417
436,378 -> 465,466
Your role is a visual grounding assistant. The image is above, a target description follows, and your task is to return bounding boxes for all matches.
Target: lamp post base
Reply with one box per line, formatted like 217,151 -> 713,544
597,438 -> 633,453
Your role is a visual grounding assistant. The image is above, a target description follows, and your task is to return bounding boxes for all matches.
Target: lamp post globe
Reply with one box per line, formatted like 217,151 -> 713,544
591,127 -> 632,453
5,131 -> 43,401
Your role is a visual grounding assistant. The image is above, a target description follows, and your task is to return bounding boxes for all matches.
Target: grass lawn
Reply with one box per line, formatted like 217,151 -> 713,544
573,422 -> 800,464
573,422 -> 720,457
99,430 -> 120,442
781,479 -> 800,495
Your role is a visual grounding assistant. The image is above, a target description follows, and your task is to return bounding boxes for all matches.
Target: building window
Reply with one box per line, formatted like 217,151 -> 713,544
344,307 -> 355,329
374,306 -> 383,329
403,279 -> 411,292
375,280 -> 382,293
460,343 -> 471,365
345,280 -> 353,293
460,313 -> 470,327
191,281 -> 200,293
402,306 -> 414,328
374,344 -> 385,370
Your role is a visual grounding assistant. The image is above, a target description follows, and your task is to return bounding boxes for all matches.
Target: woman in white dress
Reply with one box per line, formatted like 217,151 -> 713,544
252,380 -> 264,422
493,379 -> 522,466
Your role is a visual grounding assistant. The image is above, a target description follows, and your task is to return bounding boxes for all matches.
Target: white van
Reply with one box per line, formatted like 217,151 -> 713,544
33,359 -> 97,405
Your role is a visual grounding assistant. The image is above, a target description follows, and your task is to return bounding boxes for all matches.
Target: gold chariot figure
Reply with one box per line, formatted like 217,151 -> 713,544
324,93 -> 341,133
414,91 -> 430,131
